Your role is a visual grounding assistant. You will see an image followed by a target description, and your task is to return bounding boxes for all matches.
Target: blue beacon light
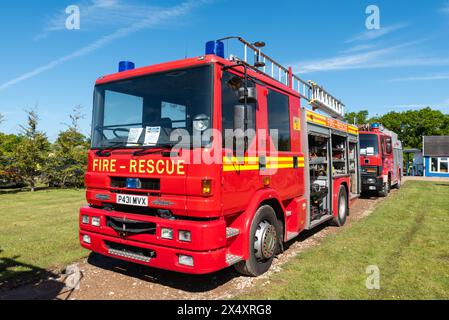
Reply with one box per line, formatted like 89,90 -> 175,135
371,123 -> 380,129
205,40 -> 225,58
118,61 -> 135,72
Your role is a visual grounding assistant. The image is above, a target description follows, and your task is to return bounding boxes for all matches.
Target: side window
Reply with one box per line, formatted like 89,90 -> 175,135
267,89 -> 291,152
221,71 -> 256,147
380,137 -> 385,155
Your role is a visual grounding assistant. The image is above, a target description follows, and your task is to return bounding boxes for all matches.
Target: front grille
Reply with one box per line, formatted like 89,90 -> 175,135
106,216 -> 157,235
361,166 -> 380,176
105,241 -> 156,263
110,177 -> 160,190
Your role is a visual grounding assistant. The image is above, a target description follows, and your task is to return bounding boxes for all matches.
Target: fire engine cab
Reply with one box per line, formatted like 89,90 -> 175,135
79,37 -> 360,276
359,123 -> 403,196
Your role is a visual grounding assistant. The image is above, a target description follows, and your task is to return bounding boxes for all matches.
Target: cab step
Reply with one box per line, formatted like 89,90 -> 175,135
286,231 -> 300,241
226,254 -> 243,266
226,227 -> 240,238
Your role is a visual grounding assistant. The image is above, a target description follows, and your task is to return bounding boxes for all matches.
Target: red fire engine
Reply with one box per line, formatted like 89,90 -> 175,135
79,38 -> 361,276
359,124 -> 403,196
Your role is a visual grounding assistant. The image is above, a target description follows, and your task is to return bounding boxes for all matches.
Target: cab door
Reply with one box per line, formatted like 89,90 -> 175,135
221,71 -> 263,215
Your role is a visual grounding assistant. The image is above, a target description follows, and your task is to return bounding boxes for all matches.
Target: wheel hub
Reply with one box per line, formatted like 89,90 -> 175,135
339,195 -> 346,220
254,220 -> 277,260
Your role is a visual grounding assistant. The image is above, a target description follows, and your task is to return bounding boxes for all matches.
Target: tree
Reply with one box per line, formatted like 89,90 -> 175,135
45,106 -> 89,188
344,110 -> 369,125
0,133 -> 24,186
13,109 -> 50,192
371,107 -> 449,149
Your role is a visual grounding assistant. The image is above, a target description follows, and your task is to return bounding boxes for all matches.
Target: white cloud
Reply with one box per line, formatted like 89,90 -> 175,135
346,23 -> 408,43
34,0 -> 181,40
293,40 -> 449,74
340,43 -> 377,54
0,1 -> 204,92
390,73 -> 449,82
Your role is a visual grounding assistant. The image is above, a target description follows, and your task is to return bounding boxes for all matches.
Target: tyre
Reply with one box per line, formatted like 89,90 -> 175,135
331,185 -> 348,227
388,177 -> 392,193
395,175 -> 402,189
234,205 -> 280,277
378,181 -> 389,197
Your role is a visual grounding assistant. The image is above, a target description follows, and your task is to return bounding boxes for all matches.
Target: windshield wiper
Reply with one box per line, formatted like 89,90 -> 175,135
132,143 -> 176,156
95,141 -> 130,157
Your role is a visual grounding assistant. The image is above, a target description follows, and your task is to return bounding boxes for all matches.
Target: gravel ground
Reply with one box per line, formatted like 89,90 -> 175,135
1,188 -> 399,300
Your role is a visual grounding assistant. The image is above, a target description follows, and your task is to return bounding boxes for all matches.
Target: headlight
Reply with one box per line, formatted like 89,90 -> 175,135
82,215 -> 89,224
179,230 -> 191,242
193,114 -> 210,132
91,217 -> 101,227
178,255 -> 194,267
161,228 -> 174,240
82,235 -> 91,244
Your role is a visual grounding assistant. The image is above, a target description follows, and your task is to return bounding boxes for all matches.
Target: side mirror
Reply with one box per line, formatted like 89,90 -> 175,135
233,104 -> 254,154
238,87 -> 257,103
386,138 -> 393,154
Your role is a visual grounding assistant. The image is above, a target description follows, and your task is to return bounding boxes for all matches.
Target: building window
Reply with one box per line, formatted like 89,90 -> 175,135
440,158 -> 449,173
431,158 -> 438,172
430,157 -> 449,173
267,89 -> 291,152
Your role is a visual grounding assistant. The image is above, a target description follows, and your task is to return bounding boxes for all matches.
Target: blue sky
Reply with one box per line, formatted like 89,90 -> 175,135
0,0 -> 448,140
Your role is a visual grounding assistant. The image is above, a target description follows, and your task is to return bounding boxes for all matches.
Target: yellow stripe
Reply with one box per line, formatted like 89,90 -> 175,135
266,163 -> 294,169
307,110 -> 327,121
223,156 -> 305,172
223,164 -> 260,172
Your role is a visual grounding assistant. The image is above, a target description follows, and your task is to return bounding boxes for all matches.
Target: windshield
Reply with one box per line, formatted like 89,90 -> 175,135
359,134 -> 379,155
91,65 -> 212,149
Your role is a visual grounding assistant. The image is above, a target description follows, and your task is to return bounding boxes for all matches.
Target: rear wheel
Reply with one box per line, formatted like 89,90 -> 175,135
395,174 -> 402,189
234,205 -> 280,277
331,186 -> 348,227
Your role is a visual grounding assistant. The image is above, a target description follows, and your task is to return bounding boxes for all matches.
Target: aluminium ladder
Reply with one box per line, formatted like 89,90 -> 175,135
220,37 -> 345,120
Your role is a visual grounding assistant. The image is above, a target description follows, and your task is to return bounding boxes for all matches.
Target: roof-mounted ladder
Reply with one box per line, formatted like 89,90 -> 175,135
220,37 -> 345,120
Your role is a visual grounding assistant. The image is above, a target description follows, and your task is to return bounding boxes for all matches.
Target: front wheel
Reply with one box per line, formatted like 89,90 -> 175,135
234,205 -> 280,277
331,186 -> 348,227
378,181 -> 389,197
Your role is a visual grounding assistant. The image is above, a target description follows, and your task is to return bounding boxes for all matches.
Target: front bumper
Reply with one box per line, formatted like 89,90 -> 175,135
79,206 -> 230,274
361,175 -> 383,192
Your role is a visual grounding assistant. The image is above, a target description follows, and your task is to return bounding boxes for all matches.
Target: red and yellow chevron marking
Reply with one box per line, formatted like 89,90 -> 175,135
307,110 -> 358,136
347,125 -> 359,135
306,111 -> 327,126
223,156 -> 305,172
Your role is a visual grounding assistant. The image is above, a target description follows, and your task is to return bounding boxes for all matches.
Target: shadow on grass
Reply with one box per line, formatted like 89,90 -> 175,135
0,250 -> 65,300
0,187 -> 51,195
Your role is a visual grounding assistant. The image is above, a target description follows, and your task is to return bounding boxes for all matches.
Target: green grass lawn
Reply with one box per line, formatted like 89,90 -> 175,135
0,189 -> 88,283
241,181 -> 449,300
